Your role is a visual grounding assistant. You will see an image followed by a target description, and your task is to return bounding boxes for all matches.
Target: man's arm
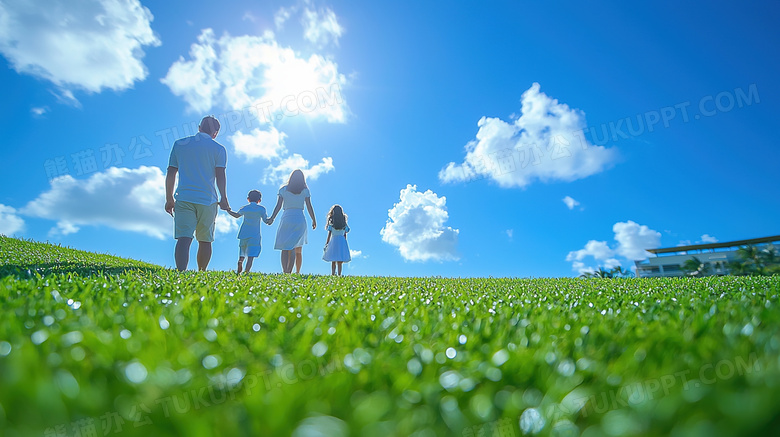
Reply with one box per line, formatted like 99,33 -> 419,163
227,210 -> 241,218
216,167 -> 229,210
165,166 -> 178,216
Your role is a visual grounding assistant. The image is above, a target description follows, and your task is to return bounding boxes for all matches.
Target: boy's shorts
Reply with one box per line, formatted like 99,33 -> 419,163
174,201 -> 218,242
239,237 -> 262,258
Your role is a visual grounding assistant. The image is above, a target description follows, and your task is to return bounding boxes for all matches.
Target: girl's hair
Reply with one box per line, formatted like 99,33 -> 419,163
326,204 -> 348,230
284,169 -> 307,195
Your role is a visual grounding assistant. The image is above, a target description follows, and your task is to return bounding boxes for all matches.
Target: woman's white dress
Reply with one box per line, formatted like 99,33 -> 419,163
323,225 -> 351,262
273,186 -> 310,250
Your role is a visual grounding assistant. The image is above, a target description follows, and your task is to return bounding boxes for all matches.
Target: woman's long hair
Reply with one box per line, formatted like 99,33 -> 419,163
326,204 -> 347,230
285,169 -> 307,195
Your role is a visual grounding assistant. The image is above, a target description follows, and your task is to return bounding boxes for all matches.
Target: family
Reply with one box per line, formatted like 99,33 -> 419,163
164,116 -> 351,275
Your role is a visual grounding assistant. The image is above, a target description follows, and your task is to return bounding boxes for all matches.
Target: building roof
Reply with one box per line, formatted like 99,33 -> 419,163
648,235 -> 780,255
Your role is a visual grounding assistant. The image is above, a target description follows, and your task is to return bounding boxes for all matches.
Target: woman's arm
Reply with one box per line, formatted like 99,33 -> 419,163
325,230 -> 331,245
268,195 -> 283,224
305,197 -> 317,230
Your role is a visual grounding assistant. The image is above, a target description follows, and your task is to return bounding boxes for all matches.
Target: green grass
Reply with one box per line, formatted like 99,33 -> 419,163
1,235 -> 779,436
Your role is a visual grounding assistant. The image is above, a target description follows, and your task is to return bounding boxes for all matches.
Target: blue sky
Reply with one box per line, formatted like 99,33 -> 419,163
1,1 -> 778,277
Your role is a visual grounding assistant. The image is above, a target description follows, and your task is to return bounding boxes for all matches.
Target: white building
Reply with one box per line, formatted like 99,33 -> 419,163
635,235 -> 780,278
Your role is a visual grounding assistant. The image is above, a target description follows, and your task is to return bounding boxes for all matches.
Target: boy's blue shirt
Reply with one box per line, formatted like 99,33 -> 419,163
236,203 -> 268,239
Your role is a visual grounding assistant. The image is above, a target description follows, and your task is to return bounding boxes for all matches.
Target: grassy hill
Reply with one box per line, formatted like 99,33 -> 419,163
0,235 -> 779,436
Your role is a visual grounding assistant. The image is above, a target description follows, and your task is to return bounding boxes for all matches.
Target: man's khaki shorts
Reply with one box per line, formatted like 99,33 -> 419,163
174,201 -> 218,242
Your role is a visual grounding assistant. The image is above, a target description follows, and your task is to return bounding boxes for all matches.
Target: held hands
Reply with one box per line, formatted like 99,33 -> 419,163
264,217 -> 274,225
164,199 -> 175,216
219,198 -> 230,211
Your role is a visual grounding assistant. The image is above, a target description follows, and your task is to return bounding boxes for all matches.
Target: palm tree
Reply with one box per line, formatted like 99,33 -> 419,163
727,260 -> 751,276
579,267 -> 613,278
760,244 -> 779,266
609,266 -> 634,278
737,245 -> 763,275
681,256 -> 710,277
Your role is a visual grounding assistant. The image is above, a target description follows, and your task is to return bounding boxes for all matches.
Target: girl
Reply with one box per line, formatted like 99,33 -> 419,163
267,170 -> 317,273
323,204 -> 351,276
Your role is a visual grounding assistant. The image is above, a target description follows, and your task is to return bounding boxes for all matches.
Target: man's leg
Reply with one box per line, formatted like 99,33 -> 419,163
173,201 -> 197,271
294,247 -> 303,274
197,241 -> 212,271
237,256 -> 245,274
192,202 -> 218,272
175,237 -> 193,271
245,257 -> 255,273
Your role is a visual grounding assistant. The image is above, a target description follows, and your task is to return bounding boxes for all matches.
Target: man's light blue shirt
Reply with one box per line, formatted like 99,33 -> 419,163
168,132 -> 227,205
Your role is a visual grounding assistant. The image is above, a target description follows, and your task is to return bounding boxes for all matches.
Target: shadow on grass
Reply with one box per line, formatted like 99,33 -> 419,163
0,261 -> 164,278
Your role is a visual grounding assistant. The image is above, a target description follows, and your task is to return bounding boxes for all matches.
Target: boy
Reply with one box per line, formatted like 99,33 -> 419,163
227,190 -> 270,274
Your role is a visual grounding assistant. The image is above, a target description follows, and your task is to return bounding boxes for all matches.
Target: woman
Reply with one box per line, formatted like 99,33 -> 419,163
267,169 -> 317,273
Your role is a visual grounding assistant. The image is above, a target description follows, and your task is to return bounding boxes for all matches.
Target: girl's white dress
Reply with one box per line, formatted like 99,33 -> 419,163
323,225 -> 351,262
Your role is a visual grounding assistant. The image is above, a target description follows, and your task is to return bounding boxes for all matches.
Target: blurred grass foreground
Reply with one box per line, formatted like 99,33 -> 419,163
0,235 -> 779,436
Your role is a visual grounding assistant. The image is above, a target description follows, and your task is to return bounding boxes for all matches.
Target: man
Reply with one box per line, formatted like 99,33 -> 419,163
165,115 -> 230,271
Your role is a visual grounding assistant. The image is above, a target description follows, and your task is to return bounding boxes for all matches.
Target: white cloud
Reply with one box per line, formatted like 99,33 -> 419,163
274,7 -> 295,29
699,234 -> 718,244
572,261 -> 590,275
302,6 -> 344,47
506,229 -> 514,241
263,154 -> 334,185
439,83 -> 617,188
48,221 -> 80,238
613,220 -> 661,260
242,12 -> 257,23
0,0 -> 159,95
22,166 -> 170,239
230,127 -> 287,161
31,106 -> 49,117
0,204 -> 25,236
273,4 -> 343,47
380,185 -> 459,262
163,25 -> 349,176
566,240 -> 614,263
215,211 -> 239,236
567,220 -> 661,273
563,196 -> 580,210
52,89 -> 81,108
349,249 -> 363,259
161,28 -> 348,123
